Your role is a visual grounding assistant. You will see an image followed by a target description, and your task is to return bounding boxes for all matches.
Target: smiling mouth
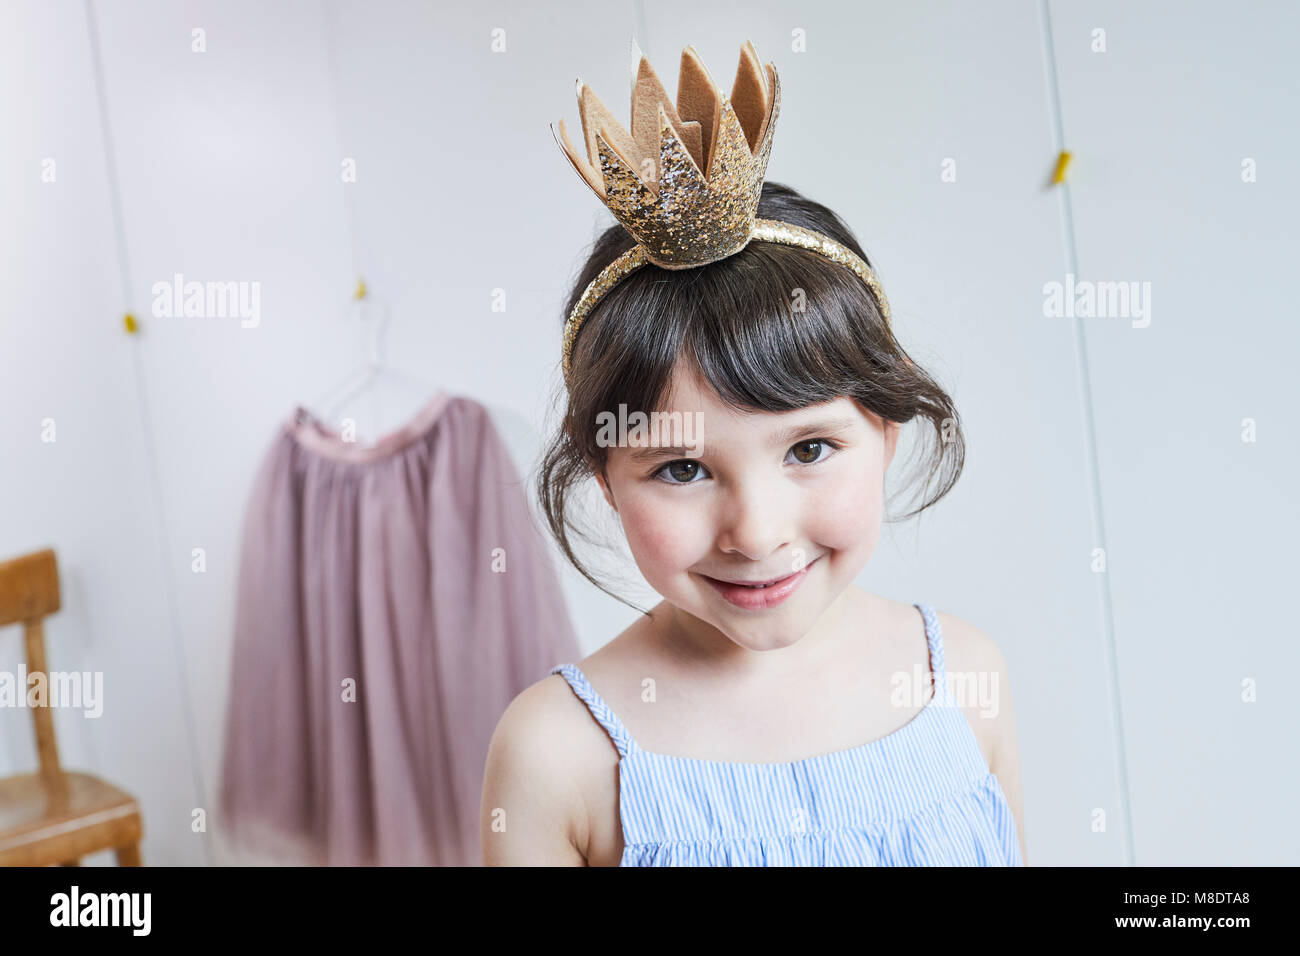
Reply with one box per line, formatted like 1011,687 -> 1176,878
704,557 -> 820,588
713,572 -> 794,588
699,556 -> 821,609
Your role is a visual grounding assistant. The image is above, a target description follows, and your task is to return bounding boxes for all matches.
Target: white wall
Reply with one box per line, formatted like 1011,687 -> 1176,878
1,0 -> 1295,866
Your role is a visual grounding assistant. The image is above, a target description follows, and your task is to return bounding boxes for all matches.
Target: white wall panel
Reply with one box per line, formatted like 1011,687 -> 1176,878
0,0 -> 205,865
1047,0 -> 1300,865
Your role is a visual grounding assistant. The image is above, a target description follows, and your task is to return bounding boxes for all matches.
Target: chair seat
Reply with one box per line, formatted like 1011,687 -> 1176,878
0,771 -> 143,866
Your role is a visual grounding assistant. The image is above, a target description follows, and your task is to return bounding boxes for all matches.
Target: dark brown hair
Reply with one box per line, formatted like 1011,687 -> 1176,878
535,181 -> 964,612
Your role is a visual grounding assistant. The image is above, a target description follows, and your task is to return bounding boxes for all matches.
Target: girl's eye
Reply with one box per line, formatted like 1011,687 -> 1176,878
652,439 -> 841,485
655,459 -> 707,485
786,439 -> 838,466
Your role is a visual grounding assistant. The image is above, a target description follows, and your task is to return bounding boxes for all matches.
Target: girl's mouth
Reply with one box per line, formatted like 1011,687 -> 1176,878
700,557 -> 819,610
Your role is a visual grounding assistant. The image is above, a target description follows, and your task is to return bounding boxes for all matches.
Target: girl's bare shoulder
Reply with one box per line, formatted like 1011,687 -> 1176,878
928,606 -> 1015,769
486,612 -> 654,785
481,618 -> 654,864
930,607 -> 1011,687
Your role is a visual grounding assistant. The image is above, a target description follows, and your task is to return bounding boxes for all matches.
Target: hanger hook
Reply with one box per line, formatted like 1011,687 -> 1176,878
357,298 -> 389,366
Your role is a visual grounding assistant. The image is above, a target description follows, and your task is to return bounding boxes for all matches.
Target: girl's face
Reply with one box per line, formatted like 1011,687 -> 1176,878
595,359 -> 900,653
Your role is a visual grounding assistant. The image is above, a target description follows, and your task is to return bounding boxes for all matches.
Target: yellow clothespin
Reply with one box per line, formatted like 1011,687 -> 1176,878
1052,150 -> 1072,184
354,277 -> 368,301
123,312 -> 138,334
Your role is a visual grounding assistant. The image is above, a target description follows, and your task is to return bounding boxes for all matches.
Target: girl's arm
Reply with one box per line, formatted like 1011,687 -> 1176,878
480,686 -> 588,866
989,654 -> 1028,865
940,611 -> 1028,865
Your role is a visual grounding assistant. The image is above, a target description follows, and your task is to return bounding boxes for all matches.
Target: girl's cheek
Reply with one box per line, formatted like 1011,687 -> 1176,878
808,462 -> 884,552
617,485 -> 708,573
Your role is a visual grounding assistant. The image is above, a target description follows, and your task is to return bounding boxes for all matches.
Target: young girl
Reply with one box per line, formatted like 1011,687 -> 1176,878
481,43 -> 1025,866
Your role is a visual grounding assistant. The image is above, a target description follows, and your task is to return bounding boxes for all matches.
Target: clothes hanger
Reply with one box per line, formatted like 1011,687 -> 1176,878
305,293 -> 438,436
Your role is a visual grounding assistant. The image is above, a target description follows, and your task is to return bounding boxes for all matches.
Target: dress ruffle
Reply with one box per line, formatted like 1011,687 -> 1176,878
620,773 -> 1022,866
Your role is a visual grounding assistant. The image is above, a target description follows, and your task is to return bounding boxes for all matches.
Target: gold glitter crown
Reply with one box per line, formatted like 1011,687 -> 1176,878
554,39 -> 778,269
553,39 -> 893,382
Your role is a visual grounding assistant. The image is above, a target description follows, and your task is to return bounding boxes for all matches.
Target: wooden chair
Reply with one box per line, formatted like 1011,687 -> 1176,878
0,548 -> 144,866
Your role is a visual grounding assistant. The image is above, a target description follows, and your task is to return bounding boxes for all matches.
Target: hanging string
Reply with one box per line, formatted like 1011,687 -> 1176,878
85,2 -> 135,331
320,0 -> 368,300
85,0 -> 211,864
320,0 -> 397,441
1039,0 -> 1135,866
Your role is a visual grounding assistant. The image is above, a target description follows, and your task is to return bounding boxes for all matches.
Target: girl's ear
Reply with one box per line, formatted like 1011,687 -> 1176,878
594,465 -> 618,513
883,418 -> 901,471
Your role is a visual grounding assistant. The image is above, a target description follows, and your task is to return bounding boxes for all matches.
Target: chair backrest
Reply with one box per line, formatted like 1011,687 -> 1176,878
0,548 -> 63,783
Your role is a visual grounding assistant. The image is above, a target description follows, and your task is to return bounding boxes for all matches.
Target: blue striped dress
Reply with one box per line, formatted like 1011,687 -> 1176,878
549,603 -> 1023,866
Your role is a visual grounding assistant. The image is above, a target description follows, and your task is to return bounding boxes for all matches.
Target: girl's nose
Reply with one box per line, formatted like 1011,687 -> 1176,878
712,478 -> 796,562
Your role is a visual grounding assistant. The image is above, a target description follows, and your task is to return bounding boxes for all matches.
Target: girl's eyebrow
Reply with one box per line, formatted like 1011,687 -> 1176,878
626,416 -> 859,462
769,416 -> 859,447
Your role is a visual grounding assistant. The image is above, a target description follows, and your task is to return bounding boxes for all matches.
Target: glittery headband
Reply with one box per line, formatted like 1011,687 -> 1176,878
552,39 -> 893,383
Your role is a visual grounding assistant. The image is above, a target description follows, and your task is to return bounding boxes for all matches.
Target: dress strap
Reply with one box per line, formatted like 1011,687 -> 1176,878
913,603 -> 949,703
549,663 -> 637,759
